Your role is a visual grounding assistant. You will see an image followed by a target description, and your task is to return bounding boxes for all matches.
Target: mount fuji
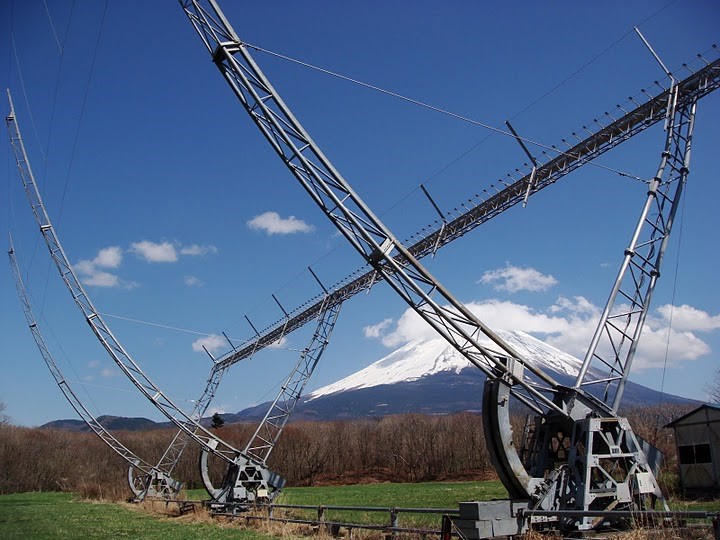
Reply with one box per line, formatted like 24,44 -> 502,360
232,330 -> 696,422
44,330 -> 697,431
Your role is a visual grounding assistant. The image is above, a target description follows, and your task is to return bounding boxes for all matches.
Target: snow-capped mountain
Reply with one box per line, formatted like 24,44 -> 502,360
44,331 -> 698,430
232,330 -> 695,422
306,330 -> 584,401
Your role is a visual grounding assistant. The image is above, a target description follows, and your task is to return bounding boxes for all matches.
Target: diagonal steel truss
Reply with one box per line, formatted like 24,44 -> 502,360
178,0 -> 709,528
177,27 -> 718,378
7,82 -> 336,505
154,37 -> 718,481
244,298 -> 341,464
181,0 -> 628,418
577,91 -> 697,413
167,11 -> 719,476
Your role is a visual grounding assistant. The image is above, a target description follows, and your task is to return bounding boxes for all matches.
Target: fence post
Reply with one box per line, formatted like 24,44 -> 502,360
441,514 -> 453,540
390,509 -> 399,529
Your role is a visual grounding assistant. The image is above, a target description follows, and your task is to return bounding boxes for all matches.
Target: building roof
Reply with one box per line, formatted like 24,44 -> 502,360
665,403 -> 720,428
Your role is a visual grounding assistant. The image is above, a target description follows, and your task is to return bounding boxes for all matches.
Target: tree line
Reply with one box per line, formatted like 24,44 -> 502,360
0,404 -> 692,498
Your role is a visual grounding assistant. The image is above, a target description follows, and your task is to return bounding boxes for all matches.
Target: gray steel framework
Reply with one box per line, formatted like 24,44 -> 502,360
5,89 -> 283,503
7,238 -> 180,500
152,39 -> 719,486
6,79 -> 334,505
577,91 -> 697,412
178,0 -> 708,531
189,48 -> 720,376
244,297 -> 341,464
198,298 -> 341,505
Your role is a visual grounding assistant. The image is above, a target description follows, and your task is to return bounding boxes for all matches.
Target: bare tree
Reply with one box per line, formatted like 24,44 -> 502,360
0,401 -> 9,426
706,366 -> 720,404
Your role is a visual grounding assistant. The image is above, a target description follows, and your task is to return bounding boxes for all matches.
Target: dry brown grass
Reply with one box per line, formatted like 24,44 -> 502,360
519,523 -> 715,540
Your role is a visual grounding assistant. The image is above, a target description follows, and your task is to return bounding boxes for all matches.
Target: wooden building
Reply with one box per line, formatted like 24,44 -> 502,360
665,404 -> 720,493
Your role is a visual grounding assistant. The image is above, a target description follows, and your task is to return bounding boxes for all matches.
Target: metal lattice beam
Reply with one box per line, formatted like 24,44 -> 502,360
180,0 -> 583,419
576,92 -> 698,412
244,298 -> 341,464
202,52 -> 719,375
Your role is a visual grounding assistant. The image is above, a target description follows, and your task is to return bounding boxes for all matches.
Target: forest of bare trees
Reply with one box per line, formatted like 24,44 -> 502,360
0,404 -> 693,499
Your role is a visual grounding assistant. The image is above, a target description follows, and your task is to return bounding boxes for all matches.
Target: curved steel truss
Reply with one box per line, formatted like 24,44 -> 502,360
7,237 -> 181,500
178,0 -> 711,531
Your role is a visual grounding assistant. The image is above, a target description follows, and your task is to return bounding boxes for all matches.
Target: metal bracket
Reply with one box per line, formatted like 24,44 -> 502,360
505,120 -> 539,207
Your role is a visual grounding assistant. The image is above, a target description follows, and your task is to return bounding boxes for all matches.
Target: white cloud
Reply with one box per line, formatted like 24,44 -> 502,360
130,240 -> 178,263
87,360 -> 118,378
76,240 -> 216,286
192,335 -> 226,354
81,269 -> 121,287
100,367 -> 118,378
94,246 -> 123,268
184,275 -> 203,287
366,296 -> 718,372
655,304 -> 720,332
479,264 -> 558,293
180,244 -> 218,256
75,246 -> 125,288
247,211 -> 314,235
363,318 -> 393,339
130,240 -> 218,263
267,336 -> 288,349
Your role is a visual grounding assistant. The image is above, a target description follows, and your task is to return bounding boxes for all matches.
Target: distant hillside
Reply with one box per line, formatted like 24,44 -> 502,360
41,415 -> 163,432
230,330 -> 699,421
43,331 -> 699,430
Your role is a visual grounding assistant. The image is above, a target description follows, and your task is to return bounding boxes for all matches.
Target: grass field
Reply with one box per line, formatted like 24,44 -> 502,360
2,482 -> 718,539
275,480 -> 507,528
0,481 -> 503,538
0,492 -> 273,540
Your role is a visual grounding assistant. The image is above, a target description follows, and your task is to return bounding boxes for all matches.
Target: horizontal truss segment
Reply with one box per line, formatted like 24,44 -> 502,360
180,0 -> 720,417
205,53 -> 719,374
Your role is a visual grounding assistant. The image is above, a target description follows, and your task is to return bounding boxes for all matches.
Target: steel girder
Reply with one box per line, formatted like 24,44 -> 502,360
177,1 -> 711,529
577,93 -> 698,413
199,53 -> 720,376
150,45 -> 720,489
198,299 -> 341,506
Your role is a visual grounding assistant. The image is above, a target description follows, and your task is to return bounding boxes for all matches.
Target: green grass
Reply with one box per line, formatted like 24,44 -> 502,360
273,480 -> 507,528
178,481 -> 506,530
667,497 -> 720,512
5,484 -> 716,538
0,492 -> 276,540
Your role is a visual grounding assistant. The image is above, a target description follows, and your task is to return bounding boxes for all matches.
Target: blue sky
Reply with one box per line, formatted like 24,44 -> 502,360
1,1 -> 718,426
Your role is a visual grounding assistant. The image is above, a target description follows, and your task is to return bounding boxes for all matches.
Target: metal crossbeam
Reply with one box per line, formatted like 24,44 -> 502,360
244,298 -> 341,463
204,52 -> 719,374
179,0 -> 720,420
180,0 -> 574,418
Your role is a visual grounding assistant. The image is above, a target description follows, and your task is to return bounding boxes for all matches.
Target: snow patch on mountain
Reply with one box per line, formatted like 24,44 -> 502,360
307,330 -> 585,401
